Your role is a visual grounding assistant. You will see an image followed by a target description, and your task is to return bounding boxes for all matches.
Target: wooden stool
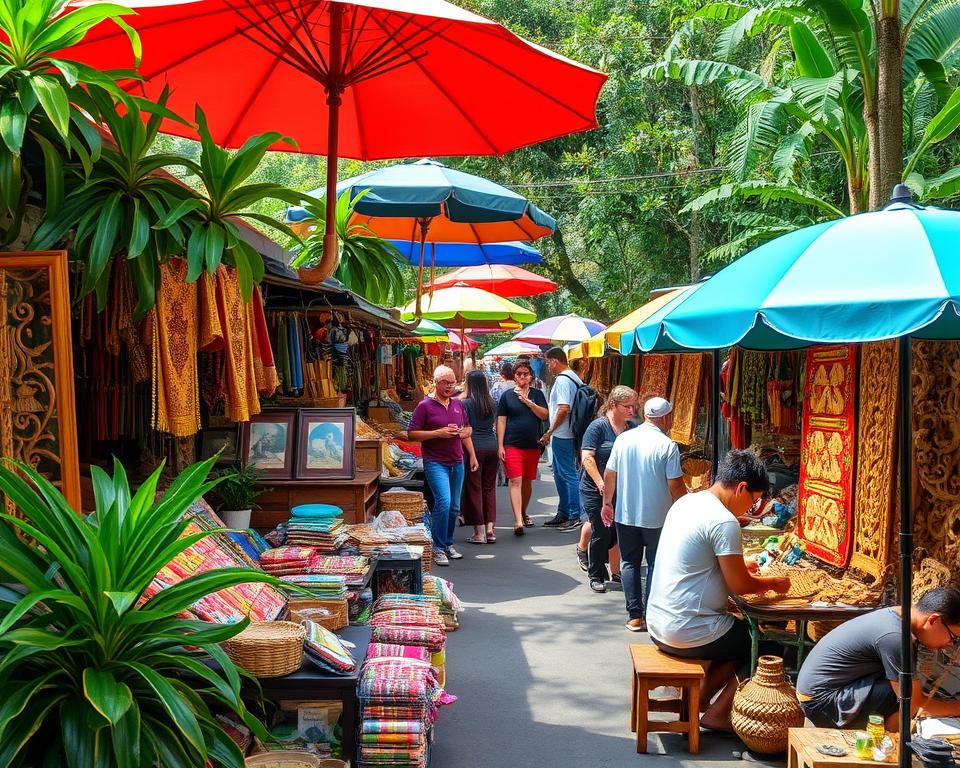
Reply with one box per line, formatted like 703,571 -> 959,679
629,644 -> 707,754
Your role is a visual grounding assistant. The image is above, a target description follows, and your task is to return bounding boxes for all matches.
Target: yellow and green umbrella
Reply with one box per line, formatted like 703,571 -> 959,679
569,287 -> 688,360
400,282 -> 536,329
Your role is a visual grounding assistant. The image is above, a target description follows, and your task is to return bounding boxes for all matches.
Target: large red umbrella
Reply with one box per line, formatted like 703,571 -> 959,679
426,263 -> 556,297
68,0 -> 606,275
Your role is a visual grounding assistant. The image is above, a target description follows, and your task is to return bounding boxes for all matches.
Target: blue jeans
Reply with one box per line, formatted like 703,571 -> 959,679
551,437 -> 582,522
616,523 -> 661,620
424,460 -> 464,552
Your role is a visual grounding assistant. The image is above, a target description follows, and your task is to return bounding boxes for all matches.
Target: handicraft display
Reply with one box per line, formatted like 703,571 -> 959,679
669,353 -> 704,446
850,340 -> 898,580
912,341 -> 960,571
796,344 -> 856,567
0,251 -> 80,511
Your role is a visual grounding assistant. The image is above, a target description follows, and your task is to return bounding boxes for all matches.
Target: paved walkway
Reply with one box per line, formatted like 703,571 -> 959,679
430,466 -> 750,768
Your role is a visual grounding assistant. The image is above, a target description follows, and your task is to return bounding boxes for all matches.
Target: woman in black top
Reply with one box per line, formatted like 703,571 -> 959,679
461,371 -> 499,544
579,385 -> 637,592
496,361 -> 549,536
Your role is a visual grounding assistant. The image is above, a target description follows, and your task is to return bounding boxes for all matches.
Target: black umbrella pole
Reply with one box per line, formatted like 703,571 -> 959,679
711,349 -> 721,475
898,338 -> 913,768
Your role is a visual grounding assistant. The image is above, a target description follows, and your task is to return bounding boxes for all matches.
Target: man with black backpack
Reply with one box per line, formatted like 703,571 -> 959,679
540,347 -> 596,532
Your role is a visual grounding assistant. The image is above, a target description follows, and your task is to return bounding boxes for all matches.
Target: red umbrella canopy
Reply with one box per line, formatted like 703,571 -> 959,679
427,264 -> 556,297
67,0 -> 607,159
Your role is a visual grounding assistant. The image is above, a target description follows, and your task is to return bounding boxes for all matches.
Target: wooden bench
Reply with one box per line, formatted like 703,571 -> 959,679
629,644 -> 707,754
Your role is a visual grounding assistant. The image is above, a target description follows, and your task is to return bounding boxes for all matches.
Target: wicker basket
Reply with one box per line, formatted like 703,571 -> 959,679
287,599 -> 349,631
245,751 -> 322,767
379,490 -> 425,520
223,621 -> 305,678
731,655 -> 805,754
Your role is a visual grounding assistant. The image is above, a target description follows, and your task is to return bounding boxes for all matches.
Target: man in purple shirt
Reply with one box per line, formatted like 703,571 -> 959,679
408,365 -> 477,566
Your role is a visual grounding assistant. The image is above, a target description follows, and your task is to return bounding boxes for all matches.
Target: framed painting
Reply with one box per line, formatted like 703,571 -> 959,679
296,408 -> 356,480
200,426 -> 240,466
240,411 -> 296,479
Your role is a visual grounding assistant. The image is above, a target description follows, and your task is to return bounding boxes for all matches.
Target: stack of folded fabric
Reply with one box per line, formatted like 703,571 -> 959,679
368,607 -> 447,653
313,554 -> 370,586
280,573 -> 347,599
302,620 -> 356,675
286,504 -> 346,551
423,575 -> 464,631
348,524 -> 433,572
258,545 -> 320,575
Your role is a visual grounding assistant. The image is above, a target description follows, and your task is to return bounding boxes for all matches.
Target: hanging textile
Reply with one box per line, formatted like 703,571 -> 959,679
796,344 -> 857,567
851,340 -> 898,581
739,351 -> 768,424
152,260 -> 201,437
619,354 -> 638,388
214,266 -> 260,423
288,313 -> 304,392
198,271 -> 224,351
249,287 -> 278,396
722,348 -> 750,449
765,351 -> 799,433
638,354 -> 672,403
669,353 -> 703,446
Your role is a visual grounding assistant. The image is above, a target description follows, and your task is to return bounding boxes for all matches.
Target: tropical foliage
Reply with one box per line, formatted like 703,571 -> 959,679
290,190 -> 407,307
0,0 -> 137,245
0,456 -> 279,767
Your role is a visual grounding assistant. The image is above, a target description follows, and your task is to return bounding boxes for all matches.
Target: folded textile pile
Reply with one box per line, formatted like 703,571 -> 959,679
302,620 -> 356,675
373,594 -> 440,613
348,525 -> 433,572
313,554 -> 370,586
259,545 -> 320,575
370,625 -> 446,653
286,503 -> 347,550
280,573 -> 347,599
423,575 -> 464,631
369,608 -> 445,631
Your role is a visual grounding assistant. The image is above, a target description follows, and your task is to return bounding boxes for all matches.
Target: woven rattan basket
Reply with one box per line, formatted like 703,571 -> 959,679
245,751 -> 323,767
731,656 -> 805,753
287,599 -> 349,631
224,621 -> 305,678
379,490 -> 425,519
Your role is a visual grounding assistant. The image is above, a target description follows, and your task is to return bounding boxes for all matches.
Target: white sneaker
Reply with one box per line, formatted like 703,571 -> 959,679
434,551 -> 450,566
447,546 -> 463,560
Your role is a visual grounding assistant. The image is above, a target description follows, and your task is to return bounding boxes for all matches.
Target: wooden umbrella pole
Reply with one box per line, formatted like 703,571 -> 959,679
413,218 -> 430,318
898,337 -> 914,768
321,4 -> 345,281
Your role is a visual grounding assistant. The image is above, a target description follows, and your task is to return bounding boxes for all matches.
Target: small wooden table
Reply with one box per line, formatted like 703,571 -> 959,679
629,644 -> 707,754
787,727 -> 898,768
253,469 -> 380,529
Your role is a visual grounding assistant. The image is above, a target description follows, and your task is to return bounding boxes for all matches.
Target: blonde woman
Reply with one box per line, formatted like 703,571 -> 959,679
579,385 -> 638,592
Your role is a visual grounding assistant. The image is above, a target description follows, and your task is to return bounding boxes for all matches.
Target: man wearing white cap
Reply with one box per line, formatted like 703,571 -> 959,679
601,396 -> 686,632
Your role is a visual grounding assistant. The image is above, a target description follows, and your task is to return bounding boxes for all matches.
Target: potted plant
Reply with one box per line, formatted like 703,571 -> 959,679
0,455 -> 279,766
214,463 -> 266,529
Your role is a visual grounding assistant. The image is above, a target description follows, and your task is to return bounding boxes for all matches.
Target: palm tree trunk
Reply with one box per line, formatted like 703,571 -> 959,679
689,85 -> 704,279
870,7 -> 904,210
544,230 -> 611,323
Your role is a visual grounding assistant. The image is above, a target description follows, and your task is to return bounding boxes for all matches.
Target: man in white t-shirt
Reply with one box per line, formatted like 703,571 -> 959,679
601,397 -> 687,631
645,449 -> 791,731
541,347 -> 584,531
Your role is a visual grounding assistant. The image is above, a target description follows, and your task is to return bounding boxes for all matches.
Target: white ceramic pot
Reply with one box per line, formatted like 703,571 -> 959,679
220,509 -> 252,529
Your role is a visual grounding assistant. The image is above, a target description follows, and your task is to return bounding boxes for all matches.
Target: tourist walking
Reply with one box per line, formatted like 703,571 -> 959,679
496,360 -> 548,536
540,347 -> 583,532
645,450 -> 790,730
408,365 -> 477,566
601,396 -> 686,631
461,370 -> 499,544
579,385 -> 637,593
490,361 -> 515,487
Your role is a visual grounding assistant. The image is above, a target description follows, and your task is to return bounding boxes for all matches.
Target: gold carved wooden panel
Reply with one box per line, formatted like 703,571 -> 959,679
850,341 -> 898,580
912,340 -> 960,572
0,252 -> 80,511
670,353 -> 704,446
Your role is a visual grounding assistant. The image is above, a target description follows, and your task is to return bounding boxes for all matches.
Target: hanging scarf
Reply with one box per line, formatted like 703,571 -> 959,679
198,271 -> 224,352
151,260 -> 200,437
214,266 -> 260,423
250,287 -> 278,395
288,313 -> 304,392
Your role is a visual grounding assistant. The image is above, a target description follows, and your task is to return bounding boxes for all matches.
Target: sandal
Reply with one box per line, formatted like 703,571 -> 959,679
514,526 -> 525,537
486,531 -> 497,543
466,534 -> 486,545
523,515 -> 534,527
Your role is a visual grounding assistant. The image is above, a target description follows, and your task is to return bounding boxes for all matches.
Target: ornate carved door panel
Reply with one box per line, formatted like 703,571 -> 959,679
0,251 -> 80,511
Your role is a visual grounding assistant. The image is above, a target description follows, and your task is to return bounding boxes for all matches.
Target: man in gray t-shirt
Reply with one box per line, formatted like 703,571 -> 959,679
541,347 -> 583,530
797,588 -> 960,730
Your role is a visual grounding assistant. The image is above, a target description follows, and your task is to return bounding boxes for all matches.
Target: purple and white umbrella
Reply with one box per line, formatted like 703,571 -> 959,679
512,313 -> 606,345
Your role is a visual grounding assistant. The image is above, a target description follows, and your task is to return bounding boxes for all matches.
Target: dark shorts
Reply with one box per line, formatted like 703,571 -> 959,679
652,618 -> 752,666
800,673 -> 899,729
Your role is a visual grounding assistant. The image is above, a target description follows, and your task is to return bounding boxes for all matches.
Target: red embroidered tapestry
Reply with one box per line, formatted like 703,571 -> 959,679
797,345 -> 857,567
639,354 -> 673,403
